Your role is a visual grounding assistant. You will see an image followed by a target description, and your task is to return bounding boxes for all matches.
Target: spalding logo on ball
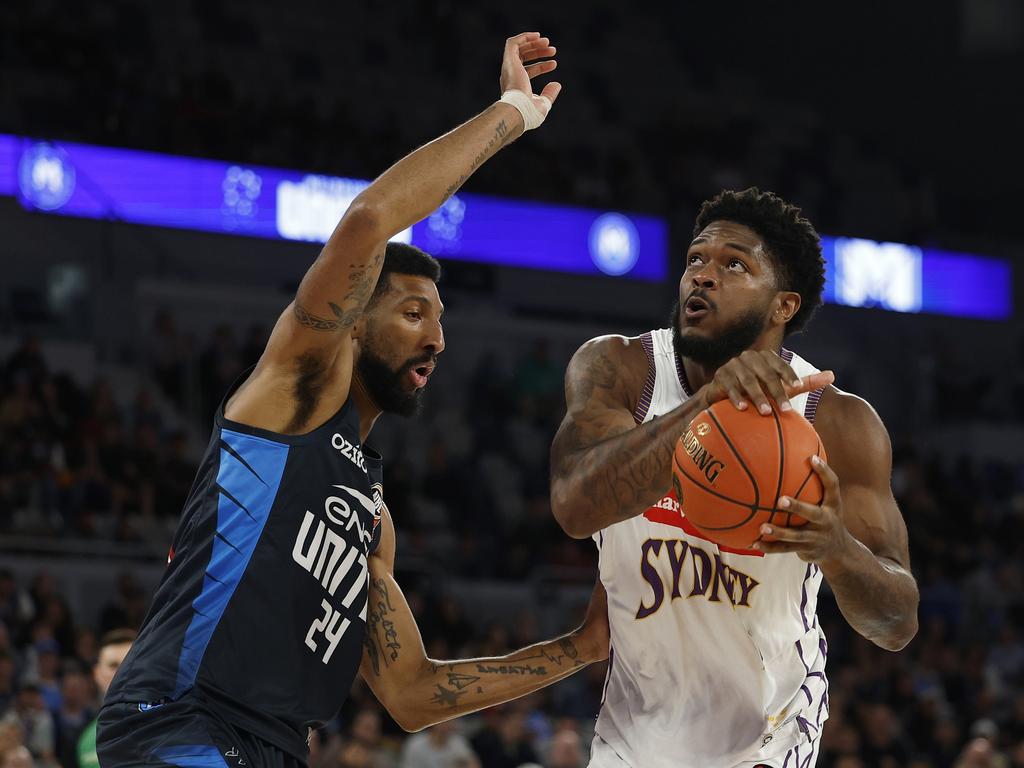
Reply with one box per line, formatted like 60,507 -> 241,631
672,400 -> 827,550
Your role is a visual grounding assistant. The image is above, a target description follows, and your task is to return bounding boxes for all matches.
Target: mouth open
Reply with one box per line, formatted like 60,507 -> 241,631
684,295 -> 711,321
407,362 -> 435,389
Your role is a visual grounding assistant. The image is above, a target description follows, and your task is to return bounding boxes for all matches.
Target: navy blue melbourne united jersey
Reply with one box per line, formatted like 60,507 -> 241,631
106,383 -> 384,759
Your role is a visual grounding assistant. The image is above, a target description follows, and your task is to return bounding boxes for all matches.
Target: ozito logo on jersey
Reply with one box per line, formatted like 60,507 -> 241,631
331,433 -> 366,471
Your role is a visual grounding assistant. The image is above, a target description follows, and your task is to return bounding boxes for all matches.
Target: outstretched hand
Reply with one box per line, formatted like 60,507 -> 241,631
500,32 -> 562,117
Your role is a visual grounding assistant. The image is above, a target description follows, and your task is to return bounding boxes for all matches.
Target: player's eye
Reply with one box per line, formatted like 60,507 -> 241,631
405,311 -> 421,320
686,254 -> 703,266
729,259 -> 747,272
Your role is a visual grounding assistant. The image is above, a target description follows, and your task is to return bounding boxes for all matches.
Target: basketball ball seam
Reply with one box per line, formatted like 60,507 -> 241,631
707,409 -> 760,511
672,449 -> 763,533
786,440 -> 825,527
770,407 -> 786,527
671,454 -> 761,527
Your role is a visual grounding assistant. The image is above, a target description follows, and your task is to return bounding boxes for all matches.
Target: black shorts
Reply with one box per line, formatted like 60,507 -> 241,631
97,698 -> 306,768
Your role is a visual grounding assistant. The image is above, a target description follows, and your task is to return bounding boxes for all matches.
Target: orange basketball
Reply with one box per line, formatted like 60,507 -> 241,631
671,400 -> 827,550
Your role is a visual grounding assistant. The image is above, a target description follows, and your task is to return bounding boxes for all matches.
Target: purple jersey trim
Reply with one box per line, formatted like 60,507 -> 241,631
674,349 -> 694,397
633,333 -> 657,424
804,388 -> 823,424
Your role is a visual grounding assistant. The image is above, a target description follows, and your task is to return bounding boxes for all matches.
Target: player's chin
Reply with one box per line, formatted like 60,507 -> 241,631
394,389 -> 426,418
678,320 -> 714,337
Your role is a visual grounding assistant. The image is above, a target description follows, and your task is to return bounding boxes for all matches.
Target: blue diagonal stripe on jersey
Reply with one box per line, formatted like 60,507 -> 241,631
153,744 -> 229,767
215,483 -> 256,522
218,437 -> 267,485
173,428 -> 289,698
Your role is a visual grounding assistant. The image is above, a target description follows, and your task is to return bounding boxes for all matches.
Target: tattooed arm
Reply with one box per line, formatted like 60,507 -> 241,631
550,337 -> 836,538
549,335 -> 708,538
225,32 -> 560,433
360,507 -> 609,732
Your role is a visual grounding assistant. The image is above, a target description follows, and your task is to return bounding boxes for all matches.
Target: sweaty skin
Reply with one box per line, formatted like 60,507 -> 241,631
551,221 -> 918,652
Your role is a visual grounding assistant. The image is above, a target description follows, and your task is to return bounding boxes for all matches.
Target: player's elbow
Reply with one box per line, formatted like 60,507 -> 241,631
339,198 -> 385,241
384,701 -> 429,733
873,610 -> 919,652
551,486 -> 594,540
884,613 -> 919,652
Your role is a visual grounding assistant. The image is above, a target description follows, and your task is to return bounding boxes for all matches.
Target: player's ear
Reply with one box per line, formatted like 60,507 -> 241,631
773,291 -> 801,327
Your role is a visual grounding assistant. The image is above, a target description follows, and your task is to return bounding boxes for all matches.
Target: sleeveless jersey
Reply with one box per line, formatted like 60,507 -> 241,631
105,374 -> 384,760
591,329 -> 828,768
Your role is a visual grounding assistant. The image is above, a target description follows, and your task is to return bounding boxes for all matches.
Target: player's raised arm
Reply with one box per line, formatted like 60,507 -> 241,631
359,508 -> 608,732
228,33 -> 561,433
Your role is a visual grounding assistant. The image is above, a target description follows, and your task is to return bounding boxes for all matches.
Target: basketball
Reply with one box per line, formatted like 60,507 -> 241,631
671,400 -> 828,550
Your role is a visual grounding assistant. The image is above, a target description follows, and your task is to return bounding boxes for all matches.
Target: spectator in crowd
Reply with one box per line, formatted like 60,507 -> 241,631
469,706 -> 539,768
0,683 -> 56,766
54,663 -> 92,768
400,720 -> 479,768
547,726 -> 585,768
0,655 -> 14,719
77,629 -> 136,768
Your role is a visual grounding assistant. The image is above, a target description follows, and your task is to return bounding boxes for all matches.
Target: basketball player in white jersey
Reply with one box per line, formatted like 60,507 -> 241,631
550,188 -> 919,768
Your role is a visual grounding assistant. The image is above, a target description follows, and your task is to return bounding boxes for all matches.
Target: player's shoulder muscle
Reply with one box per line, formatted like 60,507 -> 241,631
554,335 -> 646,462
814,385 -> 892,483
564,334 -> 647,412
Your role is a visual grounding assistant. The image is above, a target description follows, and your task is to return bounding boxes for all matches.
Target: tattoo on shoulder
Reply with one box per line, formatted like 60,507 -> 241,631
552,346 -> 630,465
570,345 -> 625,408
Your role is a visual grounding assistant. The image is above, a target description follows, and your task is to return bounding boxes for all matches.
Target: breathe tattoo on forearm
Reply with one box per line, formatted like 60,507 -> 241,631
424,637 -> 586,709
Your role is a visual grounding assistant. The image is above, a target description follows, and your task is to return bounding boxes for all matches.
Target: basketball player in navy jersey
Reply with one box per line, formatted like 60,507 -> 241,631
550,188 -> 919,768
97,33 -> 609,768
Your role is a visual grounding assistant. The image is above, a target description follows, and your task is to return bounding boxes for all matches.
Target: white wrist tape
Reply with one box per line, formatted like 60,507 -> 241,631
500,89 -> 549,131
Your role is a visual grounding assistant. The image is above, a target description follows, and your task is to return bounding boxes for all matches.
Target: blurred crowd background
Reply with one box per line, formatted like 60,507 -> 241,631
2,1 -> 1023,767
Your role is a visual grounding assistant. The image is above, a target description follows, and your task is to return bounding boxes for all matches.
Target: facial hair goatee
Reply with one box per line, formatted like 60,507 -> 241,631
670,300 -> 769,370
355,338 -> 427,418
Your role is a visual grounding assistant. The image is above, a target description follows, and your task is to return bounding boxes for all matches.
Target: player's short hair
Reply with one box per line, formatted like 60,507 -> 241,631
99,628 -> 137,651
368,242 -> 442,307
694,188 -> 825,336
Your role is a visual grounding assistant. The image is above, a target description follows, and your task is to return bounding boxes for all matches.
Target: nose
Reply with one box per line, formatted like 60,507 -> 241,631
691,269 -> 719,290
424,320 -> 445,356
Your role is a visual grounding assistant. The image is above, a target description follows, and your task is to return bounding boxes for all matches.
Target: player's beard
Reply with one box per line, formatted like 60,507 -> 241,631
356,336 -> 429,418
671,300 -> 769,369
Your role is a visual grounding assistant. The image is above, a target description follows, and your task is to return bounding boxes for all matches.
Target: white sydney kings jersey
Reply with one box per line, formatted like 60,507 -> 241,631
590,329 -> 828,768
